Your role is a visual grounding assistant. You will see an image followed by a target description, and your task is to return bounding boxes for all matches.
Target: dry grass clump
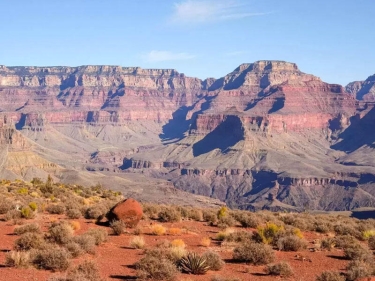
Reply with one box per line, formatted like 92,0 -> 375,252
33,247 -> 70,271
151,224 -> 166,236
200,237 -> 211,247
316,271 -> 345,281
14,232 -> 46,251
168,227 -> 182,235
85,228 -> 108,245
265,262 -> 293,277
130,236 -> 146,249
321,237 -> 336,251
5,251 -> 31,268
69,221 -> 80,231
202,250 -> 225,271
346,260 -> 374,281
136,255 -> 179,281
216,228 -> 235,241
171,239 -> 185,249
110,220 -> 126,235
14,223 -> 41,235
233,241 -> 274,265
276,235 -> 307,251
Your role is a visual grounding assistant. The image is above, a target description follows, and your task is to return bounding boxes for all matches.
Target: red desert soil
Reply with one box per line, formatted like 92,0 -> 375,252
0,215 -> 353,281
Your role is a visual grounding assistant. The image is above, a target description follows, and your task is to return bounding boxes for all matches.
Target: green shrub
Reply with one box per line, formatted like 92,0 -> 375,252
233,241 -> 274,265
217,206 -> 228,220
29,202 -> 38,212
256,223 -> 284,244
21,206 -> 35,219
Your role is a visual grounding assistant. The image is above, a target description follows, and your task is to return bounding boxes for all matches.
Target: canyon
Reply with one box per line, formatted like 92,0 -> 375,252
1,61 -> 375,211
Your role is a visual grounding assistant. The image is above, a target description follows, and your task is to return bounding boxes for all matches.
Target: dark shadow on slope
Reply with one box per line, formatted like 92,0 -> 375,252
331,106 -> 375,153
192,115 -> 244,157
101,85 -> 125,110
357,83 -> 375,100
159,106 -> 192,143
15,113 -> 26,130
268,97 -> 285,114
243,171 -> 278,197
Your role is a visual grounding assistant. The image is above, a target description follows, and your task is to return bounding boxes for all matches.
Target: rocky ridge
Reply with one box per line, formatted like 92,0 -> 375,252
1,61 -> 375,210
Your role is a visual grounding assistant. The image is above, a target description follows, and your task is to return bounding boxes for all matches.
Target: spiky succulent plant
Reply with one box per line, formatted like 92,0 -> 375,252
179,252 -> 210,275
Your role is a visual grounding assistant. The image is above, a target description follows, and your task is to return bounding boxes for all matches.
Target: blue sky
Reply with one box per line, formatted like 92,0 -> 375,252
0,0 -> 374,85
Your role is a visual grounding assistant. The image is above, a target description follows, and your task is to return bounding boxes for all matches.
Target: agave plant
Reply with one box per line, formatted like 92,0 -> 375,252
179,252 -> 210,275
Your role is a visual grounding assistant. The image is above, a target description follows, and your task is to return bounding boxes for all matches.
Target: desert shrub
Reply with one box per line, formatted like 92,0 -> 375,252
334,223 -> 361,239
14,233 -> 46,251
169,245 -> 187,263
85,204 -> 107,220
211,277 -> 241,281
110,220 -> 126,235
188,209 -> 203,221
130,236 -> 146,249
48,221 -> 74,245
65,242 -> 83,258
28,202 -> 38,212
151,224 -> 166,236
265,262 -> 293,277
5,251 -> 30,268
66,208 -> 82,219
202,251 -> 224,271
158,207 -> 181,222
362,229 -> 375,240
0,197 -> 14,214
66,260 -> 104,281
343,242 -> 373,263
136,255 -> 178,281
217,206 -> 228,220
235,213 -> 261,228
203,210 -> 219,226
321,238 -> 336,251
276,235 -> 307,251
216,228 -> 235,241
346,260 -> 373,281
31,177 -> 44,185
256,223 -> 284,244
334,235 -> 356,249
46,204 -> 65,215
200,237 -> 211,247
85,228 -> 108,245
179,252 -> 210,275
5,209 -> 21,221
233,241 -> 274,265
73,235 -> 96,254
316,271 -> 345,281
368,235 -> 375,250
14,223 -> 41,235
224,230 -> 252,243
17,187 -> 29,195
20,206 -> 35,219
218,215 -> 237,229
33,247 -> 70,271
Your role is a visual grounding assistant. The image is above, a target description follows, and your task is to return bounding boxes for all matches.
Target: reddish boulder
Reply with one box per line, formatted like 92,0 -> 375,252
107,198 -> 143,228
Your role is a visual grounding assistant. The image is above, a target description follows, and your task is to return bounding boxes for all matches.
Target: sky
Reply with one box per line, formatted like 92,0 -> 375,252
0,0 -> 374,85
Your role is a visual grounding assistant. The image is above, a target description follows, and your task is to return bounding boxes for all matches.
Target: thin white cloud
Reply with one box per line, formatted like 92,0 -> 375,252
171,0 -> 268,24
142,50 -> 195,63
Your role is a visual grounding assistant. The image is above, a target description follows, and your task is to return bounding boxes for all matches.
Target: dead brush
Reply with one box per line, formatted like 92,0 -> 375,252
179,252 -> 210,275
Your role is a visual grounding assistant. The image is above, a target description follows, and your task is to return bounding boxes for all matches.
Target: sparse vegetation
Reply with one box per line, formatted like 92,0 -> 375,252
202,250 -> 225,271
265,262 -> 293,277
233,241 -> 275,265
316,271 -> 345,281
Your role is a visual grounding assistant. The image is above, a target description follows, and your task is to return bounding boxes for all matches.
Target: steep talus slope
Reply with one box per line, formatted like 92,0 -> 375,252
1,61 -> 375,210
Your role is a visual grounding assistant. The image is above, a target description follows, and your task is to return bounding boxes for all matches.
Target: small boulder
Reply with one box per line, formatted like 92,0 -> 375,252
106,198 -> 143,228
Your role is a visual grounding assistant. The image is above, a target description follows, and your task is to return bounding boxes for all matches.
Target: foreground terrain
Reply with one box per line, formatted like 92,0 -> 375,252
1,179 -> 375,281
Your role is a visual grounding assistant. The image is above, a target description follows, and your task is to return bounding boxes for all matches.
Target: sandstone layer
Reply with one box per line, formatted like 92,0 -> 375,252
1,61 -> 375,210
